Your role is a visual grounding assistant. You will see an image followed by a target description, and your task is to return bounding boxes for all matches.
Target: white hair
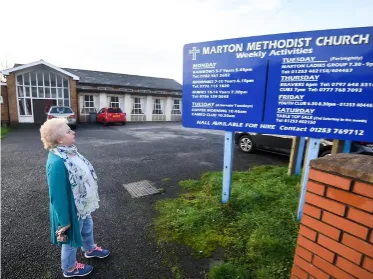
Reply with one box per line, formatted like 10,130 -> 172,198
40,118 -> 69,150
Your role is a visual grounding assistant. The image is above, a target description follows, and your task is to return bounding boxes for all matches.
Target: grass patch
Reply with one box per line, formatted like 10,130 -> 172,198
209,263 -> 249,279
1,127 -> 9,138
154,165 -> 300,279
171,264 -> 183,279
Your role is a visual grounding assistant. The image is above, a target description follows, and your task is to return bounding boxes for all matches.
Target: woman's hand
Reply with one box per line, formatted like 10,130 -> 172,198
61,224 -> 71,233
56,224 -> 71,242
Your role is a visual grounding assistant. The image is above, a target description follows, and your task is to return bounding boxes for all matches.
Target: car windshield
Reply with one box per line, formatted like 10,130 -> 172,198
50,107 -> 73,114
108,108 -> 122,113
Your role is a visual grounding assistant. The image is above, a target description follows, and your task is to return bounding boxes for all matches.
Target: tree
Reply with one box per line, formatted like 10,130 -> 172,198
0,57 -> 9,82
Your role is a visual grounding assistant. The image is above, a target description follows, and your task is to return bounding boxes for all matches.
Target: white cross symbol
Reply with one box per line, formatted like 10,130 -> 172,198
189,47 -> 200,60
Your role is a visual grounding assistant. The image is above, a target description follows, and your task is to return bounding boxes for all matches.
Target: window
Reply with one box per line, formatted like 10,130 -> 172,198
32,87 -> 37,98
44,72 -> 50,86
152,98 -> 164,115
131,97 -> 145,114
50,107 -> 73,113
18,98 -> 32,116
108,107 -> 123,113
171,99 -> 181,115
109,96 -> 120,108
17,75 -> 23,86
31,72 -> 37,86
81,95 -> 97,114
15,70 -> 70,118
50,73 -> 56,87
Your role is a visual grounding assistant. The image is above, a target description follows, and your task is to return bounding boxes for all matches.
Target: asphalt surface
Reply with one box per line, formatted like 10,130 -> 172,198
1,122 -> 288,279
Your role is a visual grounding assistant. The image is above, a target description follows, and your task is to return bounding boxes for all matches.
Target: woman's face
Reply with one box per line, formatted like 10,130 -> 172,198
57,125 -> 75,146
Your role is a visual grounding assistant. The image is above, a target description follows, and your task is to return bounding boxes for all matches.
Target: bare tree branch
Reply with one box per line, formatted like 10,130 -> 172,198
0,55 -> 9,82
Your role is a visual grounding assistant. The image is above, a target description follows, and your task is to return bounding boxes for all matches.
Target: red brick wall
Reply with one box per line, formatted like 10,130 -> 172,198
69,79 -> 79,121
1,85 -> 9,124
6,73 -> 18,124
291,154 -> 373,279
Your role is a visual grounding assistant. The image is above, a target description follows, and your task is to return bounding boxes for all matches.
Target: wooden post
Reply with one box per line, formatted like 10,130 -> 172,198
331,140 -> 345,154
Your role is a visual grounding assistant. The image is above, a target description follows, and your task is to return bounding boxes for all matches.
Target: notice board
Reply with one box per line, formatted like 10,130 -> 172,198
182,26 -> 373,141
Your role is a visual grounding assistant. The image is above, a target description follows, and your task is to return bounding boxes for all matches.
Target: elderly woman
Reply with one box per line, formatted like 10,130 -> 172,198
40,118 -> 110,277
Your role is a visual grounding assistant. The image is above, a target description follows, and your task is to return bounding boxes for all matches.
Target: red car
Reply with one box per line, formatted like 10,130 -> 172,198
96,107 -> 126,126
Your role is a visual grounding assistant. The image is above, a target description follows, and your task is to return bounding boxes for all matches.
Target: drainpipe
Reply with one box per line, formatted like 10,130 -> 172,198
7,83 -> 11,127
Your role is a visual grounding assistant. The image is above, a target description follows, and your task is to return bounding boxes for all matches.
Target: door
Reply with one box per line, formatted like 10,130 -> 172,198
33,99 -> 54,123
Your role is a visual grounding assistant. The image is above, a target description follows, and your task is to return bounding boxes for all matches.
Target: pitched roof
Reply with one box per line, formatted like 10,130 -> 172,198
62,68 -> 182,91
2,60 -> 80,80
8,61 -> 182,91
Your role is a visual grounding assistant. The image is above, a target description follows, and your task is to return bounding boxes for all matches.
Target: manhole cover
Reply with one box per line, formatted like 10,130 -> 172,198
123,180 -> 159,198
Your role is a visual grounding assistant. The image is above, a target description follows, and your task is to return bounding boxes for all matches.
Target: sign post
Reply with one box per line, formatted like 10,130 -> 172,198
182,26 -> 373,209
295,137 -> 306,175
297,138 -> 321,220
288,137 -> 300,175
222,131 -> 234,203
332,140 -> 345,154
343,140 -> 352,153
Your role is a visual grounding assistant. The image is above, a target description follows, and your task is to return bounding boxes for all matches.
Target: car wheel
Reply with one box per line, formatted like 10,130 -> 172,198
319,150 -> 331,157
239,135 -> 255,153
103,119 -> 108,126
122,122 -> 126,126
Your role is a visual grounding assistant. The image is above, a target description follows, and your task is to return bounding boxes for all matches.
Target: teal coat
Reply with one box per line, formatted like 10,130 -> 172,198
46,152 -> 82,248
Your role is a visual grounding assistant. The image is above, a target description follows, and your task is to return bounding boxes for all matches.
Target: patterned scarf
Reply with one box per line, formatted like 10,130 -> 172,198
50,145 -> 100,220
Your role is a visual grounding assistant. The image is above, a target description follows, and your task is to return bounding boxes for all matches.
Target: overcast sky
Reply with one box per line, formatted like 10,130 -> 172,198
1,0 -> 372,84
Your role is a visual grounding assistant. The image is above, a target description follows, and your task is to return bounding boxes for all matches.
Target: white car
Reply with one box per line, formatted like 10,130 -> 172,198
46,106 -> 77,129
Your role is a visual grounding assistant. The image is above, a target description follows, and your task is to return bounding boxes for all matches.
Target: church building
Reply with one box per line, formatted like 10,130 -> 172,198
0,60 -> 182,125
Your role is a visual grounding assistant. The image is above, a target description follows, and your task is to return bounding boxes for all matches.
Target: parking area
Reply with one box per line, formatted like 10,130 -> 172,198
1,122 -> 288,279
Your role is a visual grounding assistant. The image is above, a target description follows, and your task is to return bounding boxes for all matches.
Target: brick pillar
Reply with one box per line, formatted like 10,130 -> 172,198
1,85 -> 9,125
291,153 -> 373,279
69,79 -> 78,121
7,73 -> 19,124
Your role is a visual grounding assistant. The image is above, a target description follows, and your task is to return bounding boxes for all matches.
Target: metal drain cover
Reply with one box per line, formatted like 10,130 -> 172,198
123,180 -> 159,198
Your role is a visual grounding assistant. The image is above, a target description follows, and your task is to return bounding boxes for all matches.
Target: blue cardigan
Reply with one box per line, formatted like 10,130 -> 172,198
46,152 -> 82,248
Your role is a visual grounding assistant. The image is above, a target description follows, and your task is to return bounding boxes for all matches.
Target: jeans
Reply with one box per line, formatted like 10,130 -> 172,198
61,215 -> 95,272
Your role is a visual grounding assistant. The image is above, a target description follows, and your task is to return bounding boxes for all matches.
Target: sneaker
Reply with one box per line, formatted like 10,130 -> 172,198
63,262 -> 93,277
84,244 -> 110,259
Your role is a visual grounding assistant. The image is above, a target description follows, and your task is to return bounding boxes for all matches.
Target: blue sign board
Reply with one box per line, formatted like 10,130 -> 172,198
182,26 -> 373,141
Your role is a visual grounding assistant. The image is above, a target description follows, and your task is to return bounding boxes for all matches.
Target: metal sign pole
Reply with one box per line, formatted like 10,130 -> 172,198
288,137 -> 300,175
295,137 -> 306,176
296,138 -> 320,221
222,131 -> 234,204
343,140 -> 352,153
